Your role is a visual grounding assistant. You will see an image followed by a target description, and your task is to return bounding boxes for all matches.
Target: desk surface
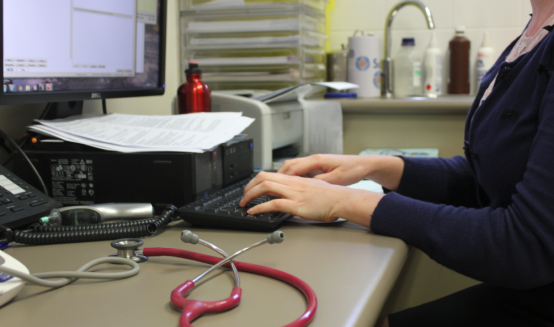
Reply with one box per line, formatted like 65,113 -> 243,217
0,219 -> 408,327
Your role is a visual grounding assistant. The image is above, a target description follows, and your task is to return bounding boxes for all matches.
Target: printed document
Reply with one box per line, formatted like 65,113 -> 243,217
29,112 -> 254,153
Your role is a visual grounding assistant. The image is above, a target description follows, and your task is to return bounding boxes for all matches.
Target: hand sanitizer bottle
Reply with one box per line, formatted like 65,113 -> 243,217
423,32 -> 442,97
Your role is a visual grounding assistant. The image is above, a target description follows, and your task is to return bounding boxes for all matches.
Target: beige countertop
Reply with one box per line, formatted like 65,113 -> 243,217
318,96 -> 475,114
0,219 -> 408,327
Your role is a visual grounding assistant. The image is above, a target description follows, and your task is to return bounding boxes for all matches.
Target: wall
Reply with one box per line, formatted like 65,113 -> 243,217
329,0 -> 532,93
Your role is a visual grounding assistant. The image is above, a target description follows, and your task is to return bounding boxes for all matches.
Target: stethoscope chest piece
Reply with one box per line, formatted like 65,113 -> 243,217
110,238 -> 148,263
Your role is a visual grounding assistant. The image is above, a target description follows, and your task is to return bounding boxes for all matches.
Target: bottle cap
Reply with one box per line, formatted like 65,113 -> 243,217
324,92 -> 358,99
402,37 -> 415,46
455,25 -> 466,33
185,61 -> 202,74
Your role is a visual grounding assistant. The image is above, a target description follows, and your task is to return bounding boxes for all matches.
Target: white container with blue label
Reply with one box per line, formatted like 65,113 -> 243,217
347,33 -> 381,98
0,250 -> 28,307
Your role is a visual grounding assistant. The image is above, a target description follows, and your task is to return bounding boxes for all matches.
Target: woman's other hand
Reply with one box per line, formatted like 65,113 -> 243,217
277,154 -> 405,191
239,171 -> 384,227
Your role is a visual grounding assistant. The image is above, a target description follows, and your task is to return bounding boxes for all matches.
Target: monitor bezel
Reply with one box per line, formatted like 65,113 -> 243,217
0,0 -> 167,106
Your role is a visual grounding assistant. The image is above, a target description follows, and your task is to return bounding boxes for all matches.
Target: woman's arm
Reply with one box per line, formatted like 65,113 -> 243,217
279,153 -> 482,208
372,74 -> 554,290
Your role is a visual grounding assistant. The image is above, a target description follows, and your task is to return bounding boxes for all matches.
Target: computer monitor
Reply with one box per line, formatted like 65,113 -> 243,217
0,0 -> 167,119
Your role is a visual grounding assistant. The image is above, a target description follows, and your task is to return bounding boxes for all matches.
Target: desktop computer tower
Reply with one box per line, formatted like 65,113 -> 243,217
13,138 -> 253,213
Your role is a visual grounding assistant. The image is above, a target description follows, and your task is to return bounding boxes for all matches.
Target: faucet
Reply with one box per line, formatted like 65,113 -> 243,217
381,1 -> 435,98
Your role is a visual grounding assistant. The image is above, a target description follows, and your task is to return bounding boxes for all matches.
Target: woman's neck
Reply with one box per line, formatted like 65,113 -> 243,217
528,0 -> 554,36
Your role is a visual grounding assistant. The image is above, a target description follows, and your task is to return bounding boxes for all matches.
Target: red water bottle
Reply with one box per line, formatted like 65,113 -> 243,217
177,61 -> 211,114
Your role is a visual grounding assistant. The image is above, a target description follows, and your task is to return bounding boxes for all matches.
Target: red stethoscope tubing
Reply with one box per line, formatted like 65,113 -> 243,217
143,247 -> 317,327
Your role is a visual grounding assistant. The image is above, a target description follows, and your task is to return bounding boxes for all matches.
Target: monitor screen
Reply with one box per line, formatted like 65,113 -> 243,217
0,0 -> 166,106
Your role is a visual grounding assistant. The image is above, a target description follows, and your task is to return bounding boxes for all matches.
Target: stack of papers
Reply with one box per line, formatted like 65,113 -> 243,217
28,112 -> 254,153
253,81 -> 358,103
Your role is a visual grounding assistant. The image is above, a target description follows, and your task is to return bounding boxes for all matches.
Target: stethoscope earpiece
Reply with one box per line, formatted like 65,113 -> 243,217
180,230 -> 199,244
267,230 -> 284,244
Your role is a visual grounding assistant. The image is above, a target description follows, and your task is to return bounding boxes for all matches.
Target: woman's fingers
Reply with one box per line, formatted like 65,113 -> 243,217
281,155 -> 329,176
240,176 -> 293,207
277,158 -> 303,174
246,199 -> 292,215
244,171 -> 286,195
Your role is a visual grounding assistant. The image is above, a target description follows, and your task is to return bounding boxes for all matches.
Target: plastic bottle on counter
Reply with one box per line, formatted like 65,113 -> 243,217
448,26 -> 471,94
394,37 -> 422,98
423,32 -> 442,97
177,61 -> 211,114
476,32 -> 495,91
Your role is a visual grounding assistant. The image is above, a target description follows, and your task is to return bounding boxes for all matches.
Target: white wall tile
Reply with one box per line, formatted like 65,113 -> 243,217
330,31 -> 357,50
330,0 -> 385,32
521,0 -> 532,27
451,0 -> 522,29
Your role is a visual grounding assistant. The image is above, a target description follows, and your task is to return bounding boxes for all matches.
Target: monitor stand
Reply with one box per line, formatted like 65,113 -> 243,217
39,101 -> 84,120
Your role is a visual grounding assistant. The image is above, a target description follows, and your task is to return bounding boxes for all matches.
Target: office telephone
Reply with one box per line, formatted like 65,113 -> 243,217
0,165 -> 61,229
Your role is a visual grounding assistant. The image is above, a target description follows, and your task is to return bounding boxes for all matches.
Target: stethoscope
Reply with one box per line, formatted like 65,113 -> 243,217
111,230 -> 317,327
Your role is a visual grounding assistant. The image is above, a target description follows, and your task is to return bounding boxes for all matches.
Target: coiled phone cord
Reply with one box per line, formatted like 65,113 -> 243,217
0,206 -> 177,245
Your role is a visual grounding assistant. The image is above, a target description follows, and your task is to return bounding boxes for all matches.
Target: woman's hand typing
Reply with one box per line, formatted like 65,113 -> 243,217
277,154 -> 404,191
239,171 -> 384,227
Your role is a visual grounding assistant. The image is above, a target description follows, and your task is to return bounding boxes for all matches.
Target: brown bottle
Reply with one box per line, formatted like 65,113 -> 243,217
448,26 -> 471,94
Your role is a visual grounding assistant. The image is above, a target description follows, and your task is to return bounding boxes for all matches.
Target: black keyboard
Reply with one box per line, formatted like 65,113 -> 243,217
177,177 -> 292,231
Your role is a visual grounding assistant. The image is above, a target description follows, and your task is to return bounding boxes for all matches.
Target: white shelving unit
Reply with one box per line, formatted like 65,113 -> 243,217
180,0 -> 327,91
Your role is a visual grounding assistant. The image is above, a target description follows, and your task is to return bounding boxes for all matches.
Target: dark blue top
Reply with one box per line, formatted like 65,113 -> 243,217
371,27 -> 554,290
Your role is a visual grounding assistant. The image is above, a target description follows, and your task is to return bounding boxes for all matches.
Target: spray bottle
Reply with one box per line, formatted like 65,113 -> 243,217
476,32 -> 495,91
423,32 -> 442,97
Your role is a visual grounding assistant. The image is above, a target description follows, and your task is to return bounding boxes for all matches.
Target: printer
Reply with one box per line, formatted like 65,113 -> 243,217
211,87 -> 343,171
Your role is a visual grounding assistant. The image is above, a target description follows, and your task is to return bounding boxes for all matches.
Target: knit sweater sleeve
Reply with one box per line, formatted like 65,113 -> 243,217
393,156 -> 481,208
371,80 -> 554,290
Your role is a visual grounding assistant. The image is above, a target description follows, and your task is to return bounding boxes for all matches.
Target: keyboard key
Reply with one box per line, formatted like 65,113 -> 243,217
10,207 -> 24,212
1,199 -> 12,204
237,208 -> 249,217
0,211 -> 6,217
229,210 -> 243,218
30,200 -> 47,207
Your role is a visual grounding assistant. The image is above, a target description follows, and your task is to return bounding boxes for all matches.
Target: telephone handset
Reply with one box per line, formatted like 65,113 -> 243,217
0,165 -> 61,229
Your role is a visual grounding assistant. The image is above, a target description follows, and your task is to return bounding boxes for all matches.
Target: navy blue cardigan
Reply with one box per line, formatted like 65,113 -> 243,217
371,27 -> 554,290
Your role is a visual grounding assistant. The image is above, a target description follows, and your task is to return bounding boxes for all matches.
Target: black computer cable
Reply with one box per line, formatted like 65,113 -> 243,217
0,135 -> 11,154
0,129 -> 48,196
0,205 -> 178,246
1,134 -> 30,166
